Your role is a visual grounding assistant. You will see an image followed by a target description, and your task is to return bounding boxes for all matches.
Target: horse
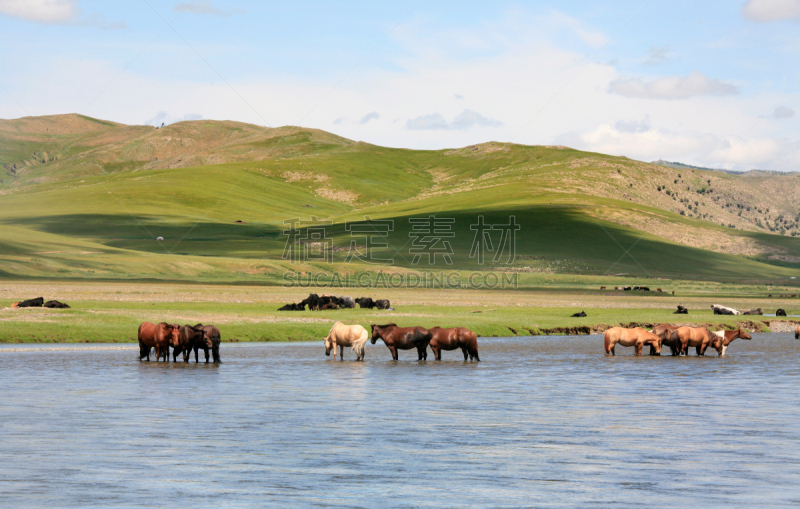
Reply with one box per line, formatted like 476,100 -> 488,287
603,327 -> 662,356
370,324 -> 432,360
671,326 -> 722,356
710,328 -> 752,356
190,324 -> 221,363
173,324 -> 208,362
428,326 -> 479,361
651,324 -> 681,356
796,325 -> 800,340
137,322 -> 179,361
324,321 -> 368,361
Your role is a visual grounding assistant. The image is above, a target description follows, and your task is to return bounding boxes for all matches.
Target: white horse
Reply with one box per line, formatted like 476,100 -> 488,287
324,321 -> 368,361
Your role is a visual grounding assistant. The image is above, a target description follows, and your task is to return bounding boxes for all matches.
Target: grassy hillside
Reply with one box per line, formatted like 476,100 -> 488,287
0,114 -> 799,285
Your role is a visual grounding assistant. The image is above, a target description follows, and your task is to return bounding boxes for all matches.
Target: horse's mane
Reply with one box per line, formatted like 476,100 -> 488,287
375,323 -> 396,329
326,321 -> 342,338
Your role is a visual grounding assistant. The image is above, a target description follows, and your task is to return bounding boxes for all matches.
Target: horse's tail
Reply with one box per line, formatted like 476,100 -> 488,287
353,329 -> 368,358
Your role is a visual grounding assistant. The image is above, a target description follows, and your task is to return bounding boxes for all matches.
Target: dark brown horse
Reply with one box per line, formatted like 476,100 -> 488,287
712,328 -> 752,356
370,324 -> 432,360
671,326 -> 722,356
428,326 -> 480,361
651,324 -> 681,356
191,324 -> 221,363
138,322 -> 179,361
173,324 -> 208,362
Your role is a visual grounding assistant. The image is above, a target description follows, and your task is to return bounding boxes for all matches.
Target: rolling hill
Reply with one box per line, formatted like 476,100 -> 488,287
1,113 -> 799,285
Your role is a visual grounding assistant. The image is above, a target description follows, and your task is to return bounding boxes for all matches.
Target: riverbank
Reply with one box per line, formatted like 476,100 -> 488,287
1,281 -> 798,343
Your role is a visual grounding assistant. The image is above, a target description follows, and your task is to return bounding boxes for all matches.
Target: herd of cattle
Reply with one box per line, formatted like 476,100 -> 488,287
9,297 -> 70,308
137,322 -> 222,364
278,293 -> 391,311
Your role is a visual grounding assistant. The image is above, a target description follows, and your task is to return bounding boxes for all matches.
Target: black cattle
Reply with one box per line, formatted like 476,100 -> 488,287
674,305 -> 688,314
640,287 -> 650,292
338,296 -> 355,309
623,287 -> 632,291
375,299 -> 391,310
15,297 -> 44,308
777,308 -> 787,316
44,300 -> 70,309
571,311 -> 587,317
355,297 -> 377,309
742,308 -> 763,315
278,302 -> 306,311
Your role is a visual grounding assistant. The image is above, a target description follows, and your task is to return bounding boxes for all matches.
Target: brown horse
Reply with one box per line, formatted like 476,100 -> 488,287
604,327 -> 662,356
138,322 -> 179,361
428,326 -> 480,361
712,328 -> 752,356
370,324 -> 432,360
173,324 -> 208,362
671,326 -> 722,356
651,324 -> 681,356
795,325 -> 800,340
191,324 -> 222,363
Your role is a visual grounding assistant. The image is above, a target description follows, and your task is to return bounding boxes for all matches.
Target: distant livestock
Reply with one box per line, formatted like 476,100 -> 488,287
712,304 -> 740,316
571,311 -> 587,317
375,299 -> 391,310
44,300 -> 70,308
742,308 -> 763,315
12,297 -> 44,308
674,305 -> 688,314
355,297 -> 377,309
776,309 -> 787,316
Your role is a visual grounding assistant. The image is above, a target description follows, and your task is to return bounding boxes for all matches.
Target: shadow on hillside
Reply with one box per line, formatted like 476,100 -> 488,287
5,214 -> 286,255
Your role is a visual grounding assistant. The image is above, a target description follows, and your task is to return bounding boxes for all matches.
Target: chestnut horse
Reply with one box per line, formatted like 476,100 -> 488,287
604,327 -> 662,356
711,329 -> 752,356
428,326 -> 480,361
324,321 -> 368,361
671,326 -> 722,356
651,324 -> 681,356
138,322 -> 179,361
370,324 -> 432,360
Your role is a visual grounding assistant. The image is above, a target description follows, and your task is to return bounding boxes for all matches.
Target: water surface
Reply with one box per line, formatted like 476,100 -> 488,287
1,334 -> 799,508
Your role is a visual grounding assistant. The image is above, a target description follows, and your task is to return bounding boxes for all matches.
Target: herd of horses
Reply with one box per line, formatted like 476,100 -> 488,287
324,321 -> 480,361
604,325 -> 757,356
137,322 -> 222,363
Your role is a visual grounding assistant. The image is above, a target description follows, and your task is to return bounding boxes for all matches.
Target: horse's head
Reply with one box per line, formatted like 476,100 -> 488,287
169,324 -> 181,346
647,334 -> 662,355
738,329 -> 752,340
370,324 -> 379,344
324,334 -> 333,355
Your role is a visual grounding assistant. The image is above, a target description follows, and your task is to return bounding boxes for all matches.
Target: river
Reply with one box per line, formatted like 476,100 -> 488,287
1,333 -> 799,507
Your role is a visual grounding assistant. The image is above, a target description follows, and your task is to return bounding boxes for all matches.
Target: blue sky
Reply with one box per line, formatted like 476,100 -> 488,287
0,0 -> 798,170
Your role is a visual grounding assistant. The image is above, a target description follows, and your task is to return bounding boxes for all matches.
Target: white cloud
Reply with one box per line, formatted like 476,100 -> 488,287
145,111 -> 204,126
174,1 -> 243,17
557,123 -> 800,171
643,45 -> 669,65
764,105 -> 795,118
407,110 -> 502,131
609,71 -> 738,99
0,0 -> 76,24
358,112 -> 380,124
742,0 -> 800,22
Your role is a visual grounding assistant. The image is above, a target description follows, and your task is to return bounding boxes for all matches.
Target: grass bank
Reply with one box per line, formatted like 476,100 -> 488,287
1,281 -> 798,343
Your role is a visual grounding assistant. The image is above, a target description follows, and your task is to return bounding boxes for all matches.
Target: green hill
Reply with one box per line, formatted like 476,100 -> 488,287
1,114 -> 799,285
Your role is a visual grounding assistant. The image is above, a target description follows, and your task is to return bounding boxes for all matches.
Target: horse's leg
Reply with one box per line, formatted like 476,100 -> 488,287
635,343 -> 642,356
204,347 -> 210,363
462,347 -> 468,361
389,346 -> 398,360
339,344 -> 344,361
696,345 -> 702,356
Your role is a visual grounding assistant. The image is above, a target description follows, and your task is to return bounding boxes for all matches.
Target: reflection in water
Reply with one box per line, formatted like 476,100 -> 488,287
1,334 -> 800,508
